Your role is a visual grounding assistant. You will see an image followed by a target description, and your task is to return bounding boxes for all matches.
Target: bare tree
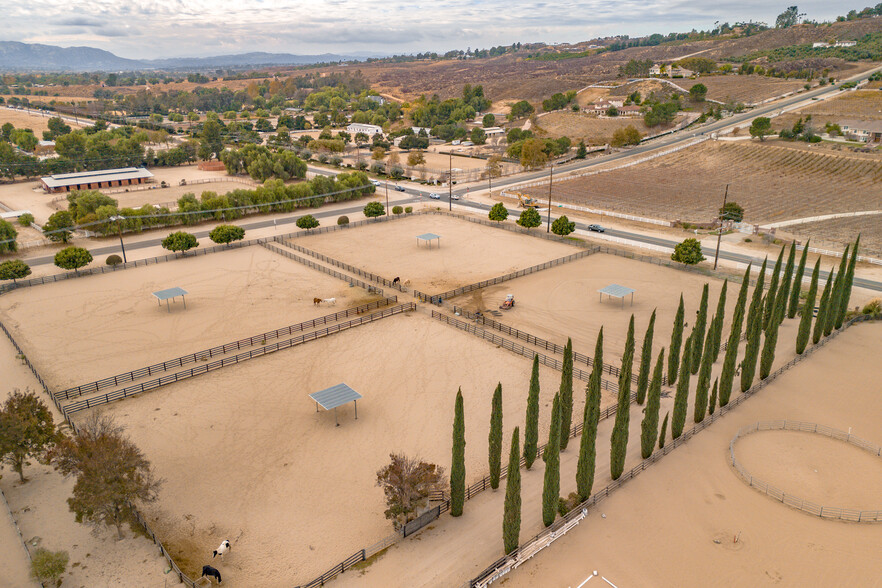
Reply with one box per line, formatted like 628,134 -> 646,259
376,453 -> 446,530
54,413 -> 162,539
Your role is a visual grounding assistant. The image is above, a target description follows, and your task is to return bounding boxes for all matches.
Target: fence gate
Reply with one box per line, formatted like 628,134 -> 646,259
403,505 -> 440,537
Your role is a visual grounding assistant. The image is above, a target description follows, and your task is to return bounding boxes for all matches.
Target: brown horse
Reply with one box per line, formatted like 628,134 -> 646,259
313,297 -> 322,305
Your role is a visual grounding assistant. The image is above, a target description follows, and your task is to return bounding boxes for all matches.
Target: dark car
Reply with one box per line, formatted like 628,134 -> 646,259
587,224 -> 605,233
394,185 -> 406,192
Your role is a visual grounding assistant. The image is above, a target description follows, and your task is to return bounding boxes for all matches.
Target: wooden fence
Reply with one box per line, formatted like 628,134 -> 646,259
61,303 -> 415,417
281,239 -> 406,291
729,420 -> 882,522
54,296 -> 398,402
261,242 -> 384,295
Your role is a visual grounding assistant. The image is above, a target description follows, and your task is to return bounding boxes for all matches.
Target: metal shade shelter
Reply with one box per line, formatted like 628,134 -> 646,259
598,284 -> 635,308
310,383 -> 362,426
152,287 -> 188,312
416,233 -> 441,248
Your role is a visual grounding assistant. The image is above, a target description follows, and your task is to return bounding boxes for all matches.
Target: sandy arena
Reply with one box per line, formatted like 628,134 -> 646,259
0,245 -> 383,388
74,311 -> 570,585
295,214 -> 580,294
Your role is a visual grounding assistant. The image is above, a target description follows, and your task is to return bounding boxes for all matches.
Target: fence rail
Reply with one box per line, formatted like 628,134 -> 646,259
729,420 -> 882,522
130,507 -> 197,587
61,303 -> 415,417
281,239 -> 406,291
261,242 -> 384,295
55,296 -> 398,402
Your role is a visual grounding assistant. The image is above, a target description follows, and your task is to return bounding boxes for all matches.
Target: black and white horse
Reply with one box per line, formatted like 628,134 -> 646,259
213,540 -> 231,559
201,565 -> 222,584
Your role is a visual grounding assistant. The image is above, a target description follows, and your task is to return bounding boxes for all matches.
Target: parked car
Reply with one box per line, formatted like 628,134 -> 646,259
587,224 -> 605,233
394,185 -> 406,192
429,193 -> 441,200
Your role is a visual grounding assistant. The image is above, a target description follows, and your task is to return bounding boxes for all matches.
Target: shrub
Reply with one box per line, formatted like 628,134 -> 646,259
551,215 -> 575,236
30,548 -> 68,585
862,298 -> 882,318
671,238 -> 706,265
54,246 -> 92,274
337,215 -> 350,225
18,213 -> 34,227
0,259 -> 31,282
0,219 -> 18,253
330,156 -> 343,166
557,492 -> 581,517
208,224 -> 245,245
161,231 -> 198,255
392,205 -> 403,215
404,206 -> 413,213
296,214 -> 320,230
105,254 -> 123,266
363,201 -> 385,218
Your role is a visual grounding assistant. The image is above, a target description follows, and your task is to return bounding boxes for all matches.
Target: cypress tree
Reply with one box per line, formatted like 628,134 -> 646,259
708,378 -> 718,415
775,243 -> 796,326
523,355 -> 540,469
796,259 -> 820,354
740,258 -> 767,392
760,301 -> 782,380
576,328 -> 603,501
824,259 -> 845,336
558,338 -> 574,451
694,315 -> 715,423
831,244 -> 851,330
788,240 -> 810,319
450,388 -> 466,517
488,383 -> 503,490
502,427 -> 521,554
635,310 -> 656,405
671,332 -> 692,439
659,412 -> 669,449
667,294 -> 685,385
813,268 -> 834,344
610,315 -> 635,480
719,265 -> 750,407
763,246 -> 785,331
691,284 -> 709,374
640,348 -> 664,459
837,235 -> 860,325
542,393 -> 561,527
710,280 -> 728,363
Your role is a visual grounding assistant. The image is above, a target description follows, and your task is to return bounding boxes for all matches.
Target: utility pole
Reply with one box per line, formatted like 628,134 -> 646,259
448,151 -> 453,211
385,181 -> 389,216
714,184 -> 729,270
111,215 -> 127,263
546,164 -> 554,233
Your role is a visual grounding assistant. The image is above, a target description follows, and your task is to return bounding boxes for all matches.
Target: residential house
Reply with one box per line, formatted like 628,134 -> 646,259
839,119 -> 882,143
346,123 -> 383,136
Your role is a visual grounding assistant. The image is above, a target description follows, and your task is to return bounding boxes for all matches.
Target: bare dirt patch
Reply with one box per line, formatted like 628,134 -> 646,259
0,108 -> 84,134
675,75 -> 807,104
537,111 -> 660,144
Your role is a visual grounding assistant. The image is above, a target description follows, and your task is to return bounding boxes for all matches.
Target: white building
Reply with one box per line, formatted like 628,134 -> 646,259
346,123 -> 383,136
483,127 -> 505,136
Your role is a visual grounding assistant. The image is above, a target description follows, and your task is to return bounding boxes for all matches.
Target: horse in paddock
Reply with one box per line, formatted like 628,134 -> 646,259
313,297 -> 322,305
393,276 -> 400,285
213,540 -> 231,559
201,565 -> 222,584
321,298 -> 337,306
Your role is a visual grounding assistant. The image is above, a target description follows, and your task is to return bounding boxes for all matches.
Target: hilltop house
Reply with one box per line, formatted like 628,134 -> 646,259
839,119 -> 882,143
649,64 -> 694,78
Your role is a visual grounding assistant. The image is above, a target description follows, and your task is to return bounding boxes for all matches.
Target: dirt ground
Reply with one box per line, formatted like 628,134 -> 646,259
503,322 -> 882,588
537,111 -> 662,145
451,253 -> 738,359
675,75 -> 807,104
77,311 -> 568,585
0,245 -> 382,389
774,89 -> 882,131
0,108 -> 84,135
295,214 -> 579,294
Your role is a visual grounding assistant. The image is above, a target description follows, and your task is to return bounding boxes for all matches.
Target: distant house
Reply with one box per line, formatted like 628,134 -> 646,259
669,66 -> 693,78
649,64 -> 664,76
367,95 -> 386,105
835,40 -> 857,47
483,126 -> 505,136
839,119 -> 882,143
411,126 -> 432,136
649,64 -> 693,78
584,99 -> 625,115
346,123 -> 383,136
813,42 -> 830,48
35,140 -> 55,156
617,105 -> 643,117
40,167 -> 153,194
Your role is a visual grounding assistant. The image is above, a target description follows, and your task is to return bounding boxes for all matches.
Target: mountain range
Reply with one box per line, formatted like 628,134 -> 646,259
0,41 -> 379,71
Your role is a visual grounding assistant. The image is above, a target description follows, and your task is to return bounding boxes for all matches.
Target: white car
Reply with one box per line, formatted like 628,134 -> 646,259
429,193 -> 441,200
451,194 -> 460,200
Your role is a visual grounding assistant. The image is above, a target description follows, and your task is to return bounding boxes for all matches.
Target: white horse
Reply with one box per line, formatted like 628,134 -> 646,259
321,298 -> 337,306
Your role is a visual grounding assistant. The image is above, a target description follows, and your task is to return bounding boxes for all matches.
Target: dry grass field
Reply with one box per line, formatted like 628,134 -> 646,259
537,111 -> 660,144
785,214 -> 882,257
0,107 -> 84,134
774,89 -> 882,131
522,141 -> 882,230
675,75 -> 807,104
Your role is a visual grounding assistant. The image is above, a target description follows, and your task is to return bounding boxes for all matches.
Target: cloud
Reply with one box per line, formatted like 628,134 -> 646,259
54,16 -> 105,26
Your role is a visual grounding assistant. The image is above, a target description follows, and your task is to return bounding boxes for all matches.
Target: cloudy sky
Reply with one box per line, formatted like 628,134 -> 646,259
6,0 -> 859,58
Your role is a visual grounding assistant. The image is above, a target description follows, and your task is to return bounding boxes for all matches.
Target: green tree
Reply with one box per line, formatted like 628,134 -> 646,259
577,328 -> 602,500
520,138 -> 549,169
199,117 -> 224,160
17,212 -> 34,227
813,268 -> 834,344
0,259 -> 31,282
376,454 -> 445,530
610,315 -> 635,480
363,201 -> 385,218
659,412 -> 669,449
691,284 -> 709,374
296,214 -> 320,230
693,324 -> 715,422
689,83 -> 708,101
542,393 -> 561,527
551,215 -> 575,236
483,113 -> 496,127
763,246 -> 785,331
523,355 -> 541,469
0,219 -> 17,253
54,246 -> 92,274
671,333 -> 692,439
710,281 -> 728,363
43,210 -> 75,243
776,5 -> 804,28
208,224 -> 245,245
749,117 -> 773,141
775,243 -> 796,326
576,140 -> 587,159
54,413 -> 161,539
838,236 -> 860,325
161,231 -> 198,255
830,244 -> 851,330
516,207 -> 542,229
668,295 -> 685,385
719,266 -> 750,406
0,389 -> 57,483
708,378 -> 719,415
30,548 -> 68,585
558,339 -> 574,451
489,383 -> 503,490
610,125 -> 642,147
740,258 -> 767,392
392,206 -> 404,215
760,293 -> 784,379
671,238 -> 705,265
489,202 -> 509,222
640,348 -> 664,459
720,201 -> 745,223
796,259 -> 820,354
450,388 -> 466,517
470,127 -> 487,145
636,310 -> 656,404
502,427 -> 521,554
789,242 -> 810,318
